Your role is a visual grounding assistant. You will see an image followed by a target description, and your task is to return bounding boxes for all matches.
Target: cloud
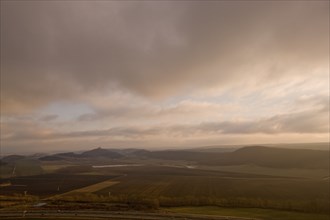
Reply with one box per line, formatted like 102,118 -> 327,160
2,98 -> 328,153
201,109 -> 328,135
77,99 -> 237,125
1,1 -> 328,153
3,103 -> 327,145
1,1 -> 328,114
39,114 -> 58,122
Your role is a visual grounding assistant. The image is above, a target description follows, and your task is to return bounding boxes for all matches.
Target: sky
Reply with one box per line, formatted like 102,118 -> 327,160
1,1 -> 329,154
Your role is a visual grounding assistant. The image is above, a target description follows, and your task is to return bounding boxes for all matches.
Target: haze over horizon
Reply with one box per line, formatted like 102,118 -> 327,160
1,1 -> 329,154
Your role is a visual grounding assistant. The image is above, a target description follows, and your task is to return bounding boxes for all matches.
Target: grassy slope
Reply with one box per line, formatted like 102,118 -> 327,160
166,206 -> 330,220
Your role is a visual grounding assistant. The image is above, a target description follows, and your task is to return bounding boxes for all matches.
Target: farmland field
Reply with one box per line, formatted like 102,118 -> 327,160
92,165 -> 329,212
60,180 -> 120,195
0,174 -> 118,197
95,168 -> 328,201
1,146 -> 329,219
0,159 -> 44,178
198,165 -> 329,179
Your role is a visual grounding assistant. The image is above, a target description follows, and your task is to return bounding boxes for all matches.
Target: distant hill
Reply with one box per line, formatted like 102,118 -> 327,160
187,146 -> 239,153
140,150 -> 211,161
116,148 -> 150,156
39,155 -> 65,161
39,152 -> 80,161
9,145 -> 328,169
262,142 -> 329,151
80,147 -> 123,158
39,147 -> 123,161
56,152 -> 80,157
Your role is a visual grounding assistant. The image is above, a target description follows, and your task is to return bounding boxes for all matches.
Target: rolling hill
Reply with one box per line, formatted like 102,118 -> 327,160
3,145 -> 325,169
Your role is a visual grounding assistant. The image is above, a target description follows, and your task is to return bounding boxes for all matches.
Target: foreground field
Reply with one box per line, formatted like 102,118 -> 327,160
1,164 -> 328,213
166,206 -> 330,220
0,206 -> 328,220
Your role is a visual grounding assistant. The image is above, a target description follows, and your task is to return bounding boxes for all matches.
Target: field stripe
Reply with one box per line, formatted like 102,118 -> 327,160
51,180 -> 119,198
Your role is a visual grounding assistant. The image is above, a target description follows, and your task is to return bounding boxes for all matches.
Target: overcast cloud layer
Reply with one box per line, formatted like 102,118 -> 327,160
1,1 -> 329,154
